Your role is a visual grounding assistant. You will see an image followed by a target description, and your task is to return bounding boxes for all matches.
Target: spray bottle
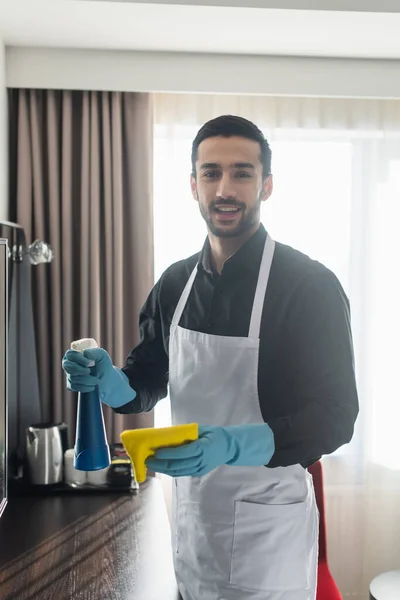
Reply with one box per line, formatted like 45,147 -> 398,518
71,338 -> 111,471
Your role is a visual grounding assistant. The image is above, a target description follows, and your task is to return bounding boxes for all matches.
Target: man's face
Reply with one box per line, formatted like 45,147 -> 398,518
191,136 -> 273,238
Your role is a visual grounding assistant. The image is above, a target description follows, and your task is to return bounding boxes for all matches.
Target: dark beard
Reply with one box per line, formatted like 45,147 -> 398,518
198,193 -> 262,238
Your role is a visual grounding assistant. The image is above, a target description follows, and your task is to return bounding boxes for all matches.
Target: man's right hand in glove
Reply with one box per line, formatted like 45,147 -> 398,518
62,348 -> 136,409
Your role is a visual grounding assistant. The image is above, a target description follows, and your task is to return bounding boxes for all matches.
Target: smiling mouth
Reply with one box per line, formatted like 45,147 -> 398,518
214,206 -> 242,213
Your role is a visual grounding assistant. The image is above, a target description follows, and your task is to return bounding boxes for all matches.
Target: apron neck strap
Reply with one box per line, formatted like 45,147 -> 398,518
171,264 -> 198,327
171,235 -> 276,337
248,235 -> 275,339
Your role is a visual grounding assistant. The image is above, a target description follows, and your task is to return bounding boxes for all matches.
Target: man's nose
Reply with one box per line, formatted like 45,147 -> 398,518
216,173 -> 237,200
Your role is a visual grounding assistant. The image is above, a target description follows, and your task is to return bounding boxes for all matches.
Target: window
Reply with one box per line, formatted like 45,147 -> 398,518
153,123 -> 400,469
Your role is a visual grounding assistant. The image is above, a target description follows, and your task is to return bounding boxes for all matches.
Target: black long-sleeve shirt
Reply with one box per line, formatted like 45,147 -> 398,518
118,224 -> 359,469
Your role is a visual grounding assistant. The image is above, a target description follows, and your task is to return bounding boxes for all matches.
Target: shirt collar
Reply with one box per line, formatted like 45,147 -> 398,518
198,224 -> 268,276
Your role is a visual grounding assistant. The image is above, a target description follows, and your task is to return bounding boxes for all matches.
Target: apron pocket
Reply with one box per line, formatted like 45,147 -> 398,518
229,500 -> 309,592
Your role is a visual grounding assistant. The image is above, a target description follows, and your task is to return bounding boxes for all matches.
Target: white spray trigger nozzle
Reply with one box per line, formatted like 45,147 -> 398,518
71,338 -> 98,368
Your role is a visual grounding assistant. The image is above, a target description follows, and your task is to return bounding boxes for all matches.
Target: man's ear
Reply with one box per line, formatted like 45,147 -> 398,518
190,174 -> 198,201
261,175 -> 273,202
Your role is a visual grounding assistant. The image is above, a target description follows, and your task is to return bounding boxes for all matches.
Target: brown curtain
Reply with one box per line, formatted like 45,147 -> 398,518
8,88 -> 154,444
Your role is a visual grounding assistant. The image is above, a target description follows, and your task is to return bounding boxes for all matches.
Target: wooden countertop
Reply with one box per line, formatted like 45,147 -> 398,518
0,478 -> 180,600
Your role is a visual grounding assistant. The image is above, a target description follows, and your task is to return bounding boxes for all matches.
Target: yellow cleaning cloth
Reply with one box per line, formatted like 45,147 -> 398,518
120,423 -> 199,483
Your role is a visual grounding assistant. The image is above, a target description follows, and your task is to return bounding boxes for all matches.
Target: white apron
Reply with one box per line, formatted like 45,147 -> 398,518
169,235 -> 319,600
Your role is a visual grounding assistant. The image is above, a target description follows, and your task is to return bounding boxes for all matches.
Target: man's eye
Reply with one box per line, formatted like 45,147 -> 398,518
235,172 -> 252,179
203,171 -> 220,179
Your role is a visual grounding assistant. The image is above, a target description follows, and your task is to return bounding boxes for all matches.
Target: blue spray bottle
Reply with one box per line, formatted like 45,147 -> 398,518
71,338 -> 111,471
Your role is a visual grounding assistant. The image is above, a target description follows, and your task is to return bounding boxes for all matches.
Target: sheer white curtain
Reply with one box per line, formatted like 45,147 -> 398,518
153,93 -> 400,469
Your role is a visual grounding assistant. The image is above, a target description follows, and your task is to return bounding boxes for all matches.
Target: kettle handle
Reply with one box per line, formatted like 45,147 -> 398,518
27,429 -> 38,445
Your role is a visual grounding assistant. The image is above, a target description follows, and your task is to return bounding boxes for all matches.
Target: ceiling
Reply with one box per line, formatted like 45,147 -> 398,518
79,0 -> 400,10
1,0 -> 400,59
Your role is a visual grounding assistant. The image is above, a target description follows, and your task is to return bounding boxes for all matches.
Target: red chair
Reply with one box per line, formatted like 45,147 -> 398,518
308,460 -> 342,600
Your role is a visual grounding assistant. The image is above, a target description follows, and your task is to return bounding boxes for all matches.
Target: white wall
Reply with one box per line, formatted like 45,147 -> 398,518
6,47 -> 400,100
0,40 -> 7,220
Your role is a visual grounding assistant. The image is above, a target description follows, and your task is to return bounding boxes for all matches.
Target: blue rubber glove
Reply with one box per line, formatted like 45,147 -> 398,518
62,347 -> 136,409
146,424 -> 275,478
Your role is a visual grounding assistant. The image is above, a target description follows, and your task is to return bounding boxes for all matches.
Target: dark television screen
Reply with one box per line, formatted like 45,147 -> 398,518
0,239 -> 7,517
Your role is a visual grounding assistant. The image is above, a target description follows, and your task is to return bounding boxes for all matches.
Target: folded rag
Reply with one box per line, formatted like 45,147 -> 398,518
120,423 -> 199,483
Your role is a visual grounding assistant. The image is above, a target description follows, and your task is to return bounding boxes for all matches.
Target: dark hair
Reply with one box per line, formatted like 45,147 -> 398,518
191,114 -> 272,178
